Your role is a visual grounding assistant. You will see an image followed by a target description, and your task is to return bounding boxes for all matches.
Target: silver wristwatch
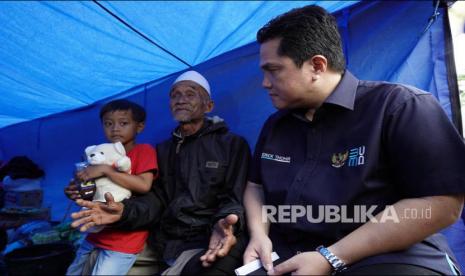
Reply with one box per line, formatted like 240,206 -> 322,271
316,245 -> 347,274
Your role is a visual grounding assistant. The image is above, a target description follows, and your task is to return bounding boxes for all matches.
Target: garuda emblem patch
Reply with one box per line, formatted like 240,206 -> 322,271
331,150 -> 348,168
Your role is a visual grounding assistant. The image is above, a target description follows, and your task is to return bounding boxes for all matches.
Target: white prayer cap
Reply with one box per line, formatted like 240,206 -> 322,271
172,70 -> 211,96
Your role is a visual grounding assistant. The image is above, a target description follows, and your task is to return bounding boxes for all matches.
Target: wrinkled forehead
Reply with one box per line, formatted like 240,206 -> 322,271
170,80 -> 209,96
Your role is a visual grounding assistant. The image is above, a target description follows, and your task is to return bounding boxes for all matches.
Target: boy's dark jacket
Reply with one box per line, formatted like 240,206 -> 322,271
116,117 -> 250,259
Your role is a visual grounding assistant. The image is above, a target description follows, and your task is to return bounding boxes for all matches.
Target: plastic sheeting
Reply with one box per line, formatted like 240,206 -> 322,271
0,0 -> 456,221
0,1 -> 357,128
1,1 -> 464,264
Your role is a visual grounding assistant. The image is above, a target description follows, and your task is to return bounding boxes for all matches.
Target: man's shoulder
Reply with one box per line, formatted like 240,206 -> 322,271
155,138 -> 173,153
357,80 -> 433,112
210,127 -> 249,148
358,79 -> 429,97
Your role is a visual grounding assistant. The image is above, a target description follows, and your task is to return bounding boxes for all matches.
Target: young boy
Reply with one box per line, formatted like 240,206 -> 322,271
65,99 -> 158,275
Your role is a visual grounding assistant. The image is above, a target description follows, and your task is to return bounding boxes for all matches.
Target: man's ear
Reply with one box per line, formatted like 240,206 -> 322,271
310,55 -> 328,74
205,100 -> 214,114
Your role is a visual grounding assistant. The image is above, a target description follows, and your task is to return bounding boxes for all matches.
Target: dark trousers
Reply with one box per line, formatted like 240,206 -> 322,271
180,234 -> 248,275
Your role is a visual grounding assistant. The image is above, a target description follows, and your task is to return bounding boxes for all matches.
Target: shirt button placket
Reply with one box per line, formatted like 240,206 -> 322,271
287,125 -> 318,203
307,127 -> 316,161
296,126 -> 321,200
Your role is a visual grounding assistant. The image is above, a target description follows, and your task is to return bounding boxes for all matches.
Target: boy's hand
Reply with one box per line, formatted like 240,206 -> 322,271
71,192 -> 124,232
76,164 -> 111,181
64,179 -> 81,200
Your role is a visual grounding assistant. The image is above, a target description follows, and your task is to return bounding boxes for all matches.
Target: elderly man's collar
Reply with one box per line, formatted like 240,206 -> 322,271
173,116 -> 225,139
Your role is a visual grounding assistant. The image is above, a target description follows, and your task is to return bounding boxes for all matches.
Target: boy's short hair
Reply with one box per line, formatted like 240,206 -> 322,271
99,99 -> 146,123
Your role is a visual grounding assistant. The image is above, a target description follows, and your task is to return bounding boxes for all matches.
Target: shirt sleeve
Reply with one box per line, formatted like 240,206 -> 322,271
129,144 -> 158,177
116,189 -> 164,230
212,135 -> 251,233
384,92 -> 465,197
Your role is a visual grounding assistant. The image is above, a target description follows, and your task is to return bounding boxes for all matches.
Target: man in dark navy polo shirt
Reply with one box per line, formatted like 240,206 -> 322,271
243,5 -> 465,275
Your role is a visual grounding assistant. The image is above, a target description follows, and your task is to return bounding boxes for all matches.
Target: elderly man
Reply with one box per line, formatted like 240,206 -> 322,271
71,70 -> 250,275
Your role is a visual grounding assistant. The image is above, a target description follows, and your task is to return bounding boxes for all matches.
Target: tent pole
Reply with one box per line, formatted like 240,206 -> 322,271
442,4 -> 463,135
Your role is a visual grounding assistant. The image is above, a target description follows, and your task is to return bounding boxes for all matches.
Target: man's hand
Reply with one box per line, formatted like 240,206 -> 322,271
243,234 -> 273,273
70,192 -> 123,232
200,214 -> 238,267
64,179 -> 81,200
269,251 -> 332,276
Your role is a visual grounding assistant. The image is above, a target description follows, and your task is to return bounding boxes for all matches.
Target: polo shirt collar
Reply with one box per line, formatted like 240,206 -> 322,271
324,70 -> 359,110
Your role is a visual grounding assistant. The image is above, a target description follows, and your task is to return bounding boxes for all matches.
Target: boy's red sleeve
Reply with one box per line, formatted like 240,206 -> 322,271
128,144 -> 158,179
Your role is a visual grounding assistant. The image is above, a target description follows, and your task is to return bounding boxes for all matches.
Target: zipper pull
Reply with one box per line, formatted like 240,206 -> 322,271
176,139 -> 183,154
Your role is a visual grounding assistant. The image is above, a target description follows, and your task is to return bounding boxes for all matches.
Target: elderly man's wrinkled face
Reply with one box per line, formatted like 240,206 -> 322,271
169,80 -> 212,123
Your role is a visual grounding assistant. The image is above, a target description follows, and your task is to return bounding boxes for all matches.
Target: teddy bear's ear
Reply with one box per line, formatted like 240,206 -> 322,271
114,142 -> 126,155
85,145 -> 97,156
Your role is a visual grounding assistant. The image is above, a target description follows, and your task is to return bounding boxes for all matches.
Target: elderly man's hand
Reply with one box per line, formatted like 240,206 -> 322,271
200,214 -> 238,267
71,192 -> 124,232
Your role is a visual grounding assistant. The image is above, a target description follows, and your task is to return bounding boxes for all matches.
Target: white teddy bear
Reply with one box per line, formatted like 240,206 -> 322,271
85,141 -> 132,203
81,142 -> 131,233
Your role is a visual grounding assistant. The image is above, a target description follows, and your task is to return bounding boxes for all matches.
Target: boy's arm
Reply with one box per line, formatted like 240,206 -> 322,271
105,167 -> 153,193
78,144 -> 158,194
80,164 -> 153,194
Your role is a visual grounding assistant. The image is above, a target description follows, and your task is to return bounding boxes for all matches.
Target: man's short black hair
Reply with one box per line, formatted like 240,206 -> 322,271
99,99 -> 146,123
257,5 -> 346,72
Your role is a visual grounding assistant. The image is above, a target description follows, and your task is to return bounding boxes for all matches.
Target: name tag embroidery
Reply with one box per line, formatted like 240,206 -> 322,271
261,152 -> 291,163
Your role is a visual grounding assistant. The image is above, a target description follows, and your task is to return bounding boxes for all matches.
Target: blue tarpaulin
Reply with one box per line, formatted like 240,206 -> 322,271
0,1 -> 356,128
